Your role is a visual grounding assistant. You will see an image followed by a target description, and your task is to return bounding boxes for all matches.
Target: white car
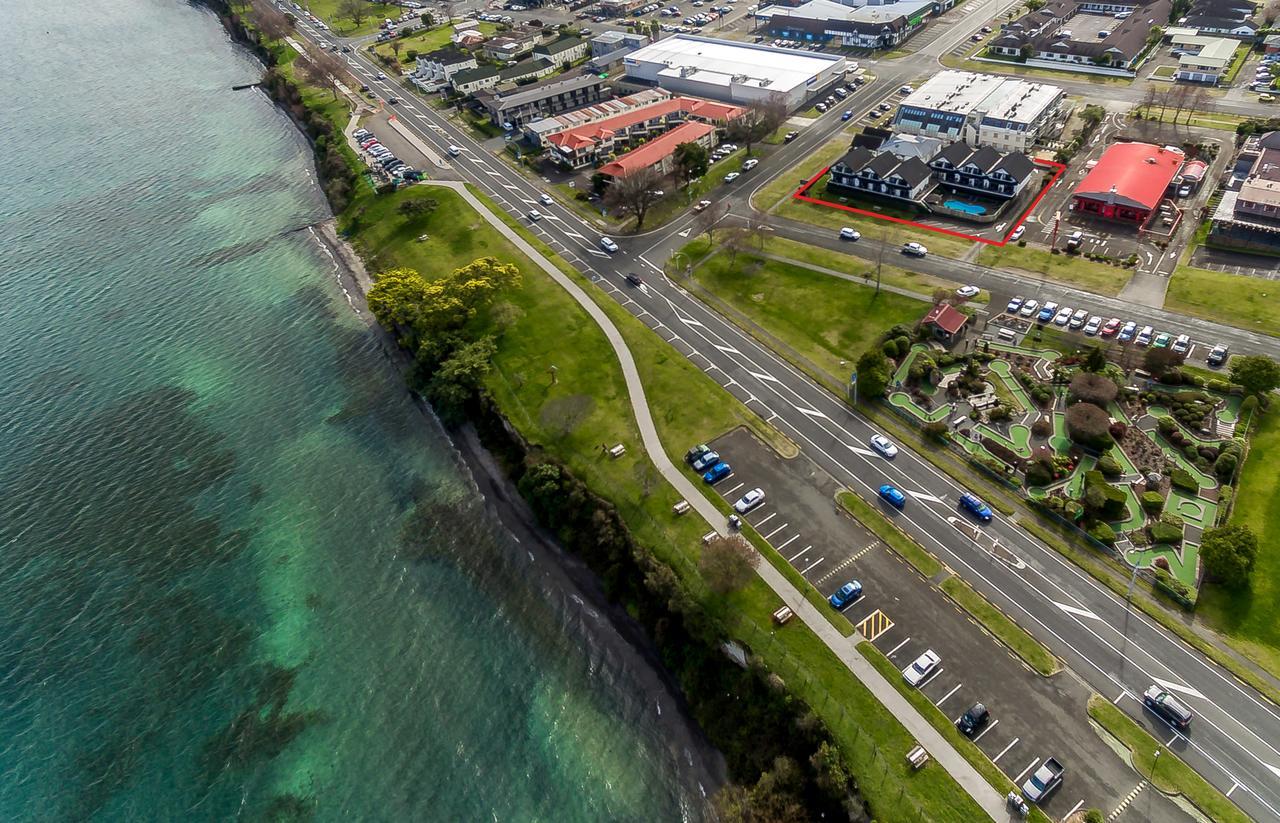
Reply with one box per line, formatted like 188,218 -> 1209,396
903,650 -> 941,687
693,199 -> 713,212
447,145 -> 461,157
869,434 -> 898,458
1083,315 -> 1103,335
539,193 -> 553,205
1010,225 -> 1026,241
902,242 -> 928,256
1068,308 -> 1088,329
1054,306 -> 1073,325
724,172 -> 741,182
956,285 -> 980,298
600,237 -> 619,253
742,158 -> 759,171
733,488 -> 766,513
839,227 -> 861,241
527,210 -> 542,221
376,72 -> 387,80
1019,299 -> 1039,318
1172,333 -> 1191,353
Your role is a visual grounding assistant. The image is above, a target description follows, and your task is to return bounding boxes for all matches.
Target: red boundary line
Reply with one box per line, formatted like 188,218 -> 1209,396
792,158 -> 1068,247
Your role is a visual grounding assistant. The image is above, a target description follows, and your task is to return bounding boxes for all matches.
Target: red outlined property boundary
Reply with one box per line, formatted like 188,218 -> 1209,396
792,158 -> 1068,247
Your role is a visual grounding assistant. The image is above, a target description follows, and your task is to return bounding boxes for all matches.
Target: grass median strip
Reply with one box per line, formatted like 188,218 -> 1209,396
859,642 -> 1053,823
1087,696 -> 1250,823
837,490 -> 942,578
939,576 -> 1060,676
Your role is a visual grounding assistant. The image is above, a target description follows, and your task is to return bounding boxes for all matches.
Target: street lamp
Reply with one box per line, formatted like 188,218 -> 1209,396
1152,748 -> 1162,785
670,251 -> 690,279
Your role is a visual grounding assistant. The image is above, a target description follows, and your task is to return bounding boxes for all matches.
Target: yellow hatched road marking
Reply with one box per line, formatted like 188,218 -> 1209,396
858,609 -> 894,641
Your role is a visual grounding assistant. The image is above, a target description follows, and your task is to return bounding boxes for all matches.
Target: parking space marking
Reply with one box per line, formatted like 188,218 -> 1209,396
885,637 -> 912,657
1228,782 -> 1240,797
935,682 -> 963,708
972,718 -> 999,742
723,481 -> 745,496
1013,757 -> 1041,784
856,609 -> 894,641
1065,800 -> 1084,819
788,544 -> 812,562
797,554 -> 824,574
754,511 -> 777,528
917,667 -> 943,689
992,737 -> 1020,764
763,522 -> 790,540
815,553 -> 861,585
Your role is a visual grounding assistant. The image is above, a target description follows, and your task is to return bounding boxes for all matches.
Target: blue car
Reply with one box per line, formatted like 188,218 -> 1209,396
841,110 -> 853,120
829,580 -> 863,609
703,462 -> 732,484
1037,305 -> 1056,323
879,484 -> 906,509
958,492 -> 993,523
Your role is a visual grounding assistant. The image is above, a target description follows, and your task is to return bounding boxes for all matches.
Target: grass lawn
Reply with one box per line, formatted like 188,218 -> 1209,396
637,148 -> 755,230
1165,264 -> 1280,334
753,133 -> 857,212
976,245 -> 1133,297
761,235 -> 957,296
778,198 -> 977,260
691,250 -> 925,386
1087,696 -> 1250,823
939,53 -> 1134,85
372,22 -> 498,63
939,577 -> 1060,676
1151,65 -> 1177,79
1196,409 -> 1280,676
300,0 -> 396,36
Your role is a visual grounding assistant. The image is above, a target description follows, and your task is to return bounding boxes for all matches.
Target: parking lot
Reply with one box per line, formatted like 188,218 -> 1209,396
696,428 -> 1190,821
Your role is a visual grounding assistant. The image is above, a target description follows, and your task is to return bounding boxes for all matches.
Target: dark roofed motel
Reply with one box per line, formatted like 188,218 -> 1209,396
929,142 -> 1036,199
829,140 -> 1036,204
989,0 -> 1173,74
829,147 -> 934,202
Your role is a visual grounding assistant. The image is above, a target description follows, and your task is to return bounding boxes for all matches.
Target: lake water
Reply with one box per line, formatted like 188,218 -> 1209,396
0,1 -> 714,819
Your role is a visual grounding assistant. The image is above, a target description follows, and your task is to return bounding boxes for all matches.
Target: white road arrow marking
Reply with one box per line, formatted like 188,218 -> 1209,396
1267,763 -> 1280,780
713,344 -> 741,354
794,405 -> 827,419
1151,677 -> 1206,701
1054,602 -> 1101,620
908,490 -> 943,503
849,446 -> 877,457
748,370 -> 779,383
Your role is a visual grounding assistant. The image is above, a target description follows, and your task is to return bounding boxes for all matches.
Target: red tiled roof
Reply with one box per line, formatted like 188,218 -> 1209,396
1072,142 -> 1184,212
921,302 -> 969,334
598,121 -> 715,178
547,97 -> 745,152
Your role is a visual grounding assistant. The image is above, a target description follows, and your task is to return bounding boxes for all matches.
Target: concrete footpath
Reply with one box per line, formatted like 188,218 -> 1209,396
431,180 -> 1011,821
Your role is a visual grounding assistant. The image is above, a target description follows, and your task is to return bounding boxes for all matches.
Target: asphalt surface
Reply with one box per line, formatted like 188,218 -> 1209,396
285,6 -> 1280,818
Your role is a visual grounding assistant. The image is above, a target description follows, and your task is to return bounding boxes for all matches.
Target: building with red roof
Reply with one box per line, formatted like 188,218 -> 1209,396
919,302 -> 970,345
1071,142 -> 1184,225
597,121 -> 717,179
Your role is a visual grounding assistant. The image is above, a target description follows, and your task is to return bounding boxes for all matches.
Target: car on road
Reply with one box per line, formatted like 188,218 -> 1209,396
540,193 -> 553,205
703,462 -> 732,484
1136,325 -> 1154,346
625,273 -> 643,287
956,702 -> 990,737
1007,295 -> 1024,313
1101,317 -> 1121,337
1068,308 -> 1088,329
447,145 -> 461,156
1053,306 -> 1072,325
841,110 -> 853,120
693,199 -> 713,212
1153,331 -> 1171,348
956,285 -> 980,299
839,227 -> 861,241
387,97 -> 400,105
1010,225 -> 1025,241
1207,343 -> 1229,366
784,131 -> 799,142
1118,321 -> 1137,342
724,172 -> 741,182
527,210 -> 542,221
733,488 -> 766,514
869,434 -> 898,458
685,444 -> 711,464
1083,315 -> 1103,335
1019,299 -> 1039,318
600,236 -> 619,253
902,241 -> 927,256
376,72 -> 387,80
1037,301 -> 1058,323
828,580 -> 863,609
1021,757 -> 1064,803
878,484 -> 906,509
691,450 -> 720,472
741,158 -> 759,171
902,649 -> 940,687
1144,684 -> 1193,729
958,492 -> 993,522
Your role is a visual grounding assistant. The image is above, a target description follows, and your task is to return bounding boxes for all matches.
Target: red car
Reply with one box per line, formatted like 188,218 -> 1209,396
1100,317 -> 1122,338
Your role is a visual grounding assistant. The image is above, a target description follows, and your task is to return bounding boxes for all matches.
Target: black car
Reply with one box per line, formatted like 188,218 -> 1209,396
360,84 -> 370,92
1144,686 -> 1193,729
387,97 -> 400,105
340,45 -> 352,53
685,443 -> 711,465
625,273 -> 643,287
956,702 -> 989,737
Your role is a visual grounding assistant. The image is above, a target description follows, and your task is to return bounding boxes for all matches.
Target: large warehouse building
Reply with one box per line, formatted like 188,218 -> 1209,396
891,70 -> 1065,152
622,35 -> 847,111
1071,142 -> 1184,225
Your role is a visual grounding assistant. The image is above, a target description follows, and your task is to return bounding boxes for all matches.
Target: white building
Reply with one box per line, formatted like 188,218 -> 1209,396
891,70 -> 1065,152
622,34 -> 847,111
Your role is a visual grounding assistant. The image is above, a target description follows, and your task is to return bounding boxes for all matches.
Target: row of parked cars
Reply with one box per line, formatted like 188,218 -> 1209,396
1005,296 -> 1229,364
353,128 -> 422,181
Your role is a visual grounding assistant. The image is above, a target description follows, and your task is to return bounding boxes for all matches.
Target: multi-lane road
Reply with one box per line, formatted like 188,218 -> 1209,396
284,7 -> 1280,818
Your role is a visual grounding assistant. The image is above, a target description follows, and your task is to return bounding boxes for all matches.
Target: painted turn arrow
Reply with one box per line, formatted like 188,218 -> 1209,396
1054,601 -> 1101,621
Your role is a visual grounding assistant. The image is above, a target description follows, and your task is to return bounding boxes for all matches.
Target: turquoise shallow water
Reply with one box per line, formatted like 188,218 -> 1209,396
0,1 -> 711,819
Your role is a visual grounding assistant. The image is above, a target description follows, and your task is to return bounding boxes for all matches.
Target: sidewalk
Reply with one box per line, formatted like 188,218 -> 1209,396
433,179 -> 1010,821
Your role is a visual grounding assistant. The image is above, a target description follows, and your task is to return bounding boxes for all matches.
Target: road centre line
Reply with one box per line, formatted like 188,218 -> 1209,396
992,737 -> 1020,764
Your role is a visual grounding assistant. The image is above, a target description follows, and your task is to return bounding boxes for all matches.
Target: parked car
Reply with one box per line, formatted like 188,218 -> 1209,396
1019,299 -> 1039,318
1207,343 -> 1229,366
1053,306 -> 1073,325
1101,317 -> 1121,337
958,492 -> 993,522
1065,229 -> 1084,249
1037,301 -> 1058,323
828,580 -> 863,609
1007,295 -> 1024,313
1010,225 -> 1025,241
1021,757 -> 1064,803
685,444 -> 711,465
839,227 -> 861,241
879,484 -> 906,509
957,285 -> 980,298
869,434 -> 898,458
1144,685 -> 1193,729
815,103 -> 828,112
956,702 -> 990,737
1068,308 -> 1088,329
867,110 -> 881,119
691,451 -> 720,472
1083,315 -> 1103,335
600,236 -> 619,253
1153,331 -> 1172,348
1118,321 -> 1137,342
703,462 -> 732,484
902,649 -> 940,687
1135,325 -> 1154,346
899,84 -> 912,93
1178,184 -> 1192,197
902,242 -> 927,256
733,488 -> 766,514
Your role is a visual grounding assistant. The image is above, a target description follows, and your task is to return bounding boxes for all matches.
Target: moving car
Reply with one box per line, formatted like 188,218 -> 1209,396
540,193 -> 553,205
685,443 -> 711,465
527,209 -> 542,221
1153,331 -> 1172,348
839,227 -> 861,241
741,158 -> 759,171
902,242 -> 928,257
958,492 -> 993,523
703,462 -> 732,484
1101,317 -> 1121,337
784,131 -> 799,142
733,488 -> 766,514
600,236 -> 619,253
724,172 -> 741,182
1019,299 -> 1039,318
1022,757 -> 1064,803
869,434 -> 898,458
1010,225 -> 1025,241
1053,306 -> 1072,326
376,72 -> 387,80
956,702 -> 990,737
387,97 -> 400,105
902,649 -> 940,687
693,199 -> 713,213
1007,295 -> 1024,313
878,484 -> 906,509
841,110 -> 853,120
625,273 -> 643,287
1083,315 -> 1103,335
1118,321 -> 1137,342
1143,684 -> 1193,729
691,451 -> 720,472
828,580 -> 863,609
1207,343 -> 1229,366
956,285 -> 980,298
1037,301 -> 1058,323
447,145 -> 461,156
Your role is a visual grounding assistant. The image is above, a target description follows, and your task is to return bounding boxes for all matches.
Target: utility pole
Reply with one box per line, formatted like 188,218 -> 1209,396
875,225 -> 887,296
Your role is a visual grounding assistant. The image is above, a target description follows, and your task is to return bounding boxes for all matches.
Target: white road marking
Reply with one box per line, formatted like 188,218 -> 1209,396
972,718 -> 999,742
748,370 -> 779,383
1151,677 -> 1206,701
798,555 -> 825,574
1014,758 -> 1042,784
763,523 -> 790,540
754,512 -> 777,528
1228,782 -> 1240,797
788,544 -> 812,562
777,534 -> 800,551
713,343 -> 741,355
1054,602 -> 1101,620
723,481 -> 745,496
794,405 -> 827,419
909,490 -> 943,503
992,738 -> 1020,764
885,637 -> 911,657
936,682 -> 963,708
1065,799 -> 1084,818
1113,690 -> 1130,705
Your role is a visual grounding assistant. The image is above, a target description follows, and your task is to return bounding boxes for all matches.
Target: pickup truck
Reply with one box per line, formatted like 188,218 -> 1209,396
1022,757 -> 1064,803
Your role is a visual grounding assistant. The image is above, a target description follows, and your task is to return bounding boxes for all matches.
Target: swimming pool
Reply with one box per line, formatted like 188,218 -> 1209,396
945,199 -> 987,215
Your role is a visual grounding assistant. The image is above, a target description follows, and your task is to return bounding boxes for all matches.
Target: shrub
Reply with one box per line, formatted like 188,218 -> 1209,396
1200,524 -> 1259,590
1087,522 -> 1117,545
1141,490 -> 1165,513
1031,417 -> 1052,437
1149,519 -> 1183,545
1069,372 -> 1118,406
1213,450 -> 1239,482
1097,454 -> 1122,477
922,421 -> 949,443
1207,379 -> 1230,393
1170,468 -> 1198,492
1065,402 -> 1113,449
1156,417 -> 1177,436
893,336 -> 912,358
1025,461 -> 1053,487
881,339 -> 897,358
988,405 -> 1012,422
1108,420 -> 1127,440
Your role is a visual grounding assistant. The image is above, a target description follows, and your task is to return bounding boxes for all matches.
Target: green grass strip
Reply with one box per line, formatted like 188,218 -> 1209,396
939,577 -> 1060,676
837,490 -> 942,577
1087,696 -> 1250,823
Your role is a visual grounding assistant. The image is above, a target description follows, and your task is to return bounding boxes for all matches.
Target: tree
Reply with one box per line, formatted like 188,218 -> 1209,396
1144,345 -> 1184,377
420,11 -> 435,27
1200,524 -> 1259,589
724,95 -> 789,155
1229,354 -> 1280,396
1068,372 -> 1118,406
673,141 -> 709,188
1065,402 -> 1113,449
338,0 -> 366,28
248,0 -> 295,41
604,166 -> 664,229
694,199 -> 729,245
398,197 -> 439,218
425,336 -> 498,421
699,534 -> 759,594
855,348 -> 892,399
1082,344 -> 1108,373
296,49 -> 350,100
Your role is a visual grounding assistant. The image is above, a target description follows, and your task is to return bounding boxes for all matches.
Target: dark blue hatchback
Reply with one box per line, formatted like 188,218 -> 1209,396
958,492 -> 993,522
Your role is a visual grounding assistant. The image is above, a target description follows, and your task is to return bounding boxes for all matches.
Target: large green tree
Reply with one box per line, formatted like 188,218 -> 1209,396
1200,524 -> 1259,589
673,141 -> 709,188
1229,355 -> 1280,397
854,348 -> 892,400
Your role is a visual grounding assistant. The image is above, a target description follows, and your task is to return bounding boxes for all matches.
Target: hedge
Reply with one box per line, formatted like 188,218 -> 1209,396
1170,468 -> 1199,492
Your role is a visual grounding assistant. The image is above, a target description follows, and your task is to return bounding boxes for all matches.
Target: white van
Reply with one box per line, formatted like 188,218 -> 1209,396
1135,325 -> 1154,346
997,328 -> 1017,343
